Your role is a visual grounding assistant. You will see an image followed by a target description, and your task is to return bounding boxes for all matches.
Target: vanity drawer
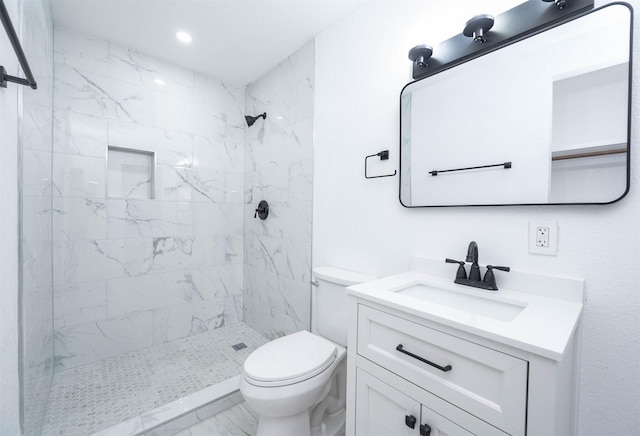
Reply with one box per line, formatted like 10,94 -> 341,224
357,304 -> 527,436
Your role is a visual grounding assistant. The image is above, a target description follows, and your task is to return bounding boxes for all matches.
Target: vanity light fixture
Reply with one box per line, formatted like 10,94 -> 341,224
176,31 -> 192,44
406,0 -> 592,81
543,0 -> 568,10
463,14 -> 495,43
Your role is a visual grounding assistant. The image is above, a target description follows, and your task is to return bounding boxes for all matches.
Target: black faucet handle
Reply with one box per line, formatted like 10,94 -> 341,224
445,258 -> 467,280
483,265 -> 510,289
487,265 -> 510,272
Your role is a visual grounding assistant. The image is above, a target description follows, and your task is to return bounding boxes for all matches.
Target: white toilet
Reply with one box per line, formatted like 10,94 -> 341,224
240,266 -> 375,436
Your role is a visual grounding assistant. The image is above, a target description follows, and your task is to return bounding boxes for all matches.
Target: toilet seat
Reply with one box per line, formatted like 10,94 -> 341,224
243,331 -> 337,387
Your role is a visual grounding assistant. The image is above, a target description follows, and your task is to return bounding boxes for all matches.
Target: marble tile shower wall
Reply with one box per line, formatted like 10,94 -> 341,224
21,0 -> 54,433
243,41 -> 314,339
52,28 -> 246,371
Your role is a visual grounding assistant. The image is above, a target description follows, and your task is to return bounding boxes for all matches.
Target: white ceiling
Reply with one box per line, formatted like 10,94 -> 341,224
50,0 -> 366,85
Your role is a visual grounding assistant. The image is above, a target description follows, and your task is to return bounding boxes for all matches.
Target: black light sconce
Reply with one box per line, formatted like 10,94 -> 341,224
463,14 -> 495,44
408,45 -> 433,68
543,0 -> 568,10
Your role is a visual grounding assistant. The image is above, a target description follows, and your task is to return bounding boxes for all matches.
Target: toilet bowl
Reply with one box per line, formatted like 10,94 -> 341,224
239,267 -> 375,436
240,331 -> 346,436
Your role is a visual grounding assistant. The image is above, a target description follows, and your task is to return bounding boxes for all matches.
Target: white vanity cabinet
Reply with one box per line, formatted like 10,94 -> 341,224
345,260 -> 584,436
355,305 -> 526,435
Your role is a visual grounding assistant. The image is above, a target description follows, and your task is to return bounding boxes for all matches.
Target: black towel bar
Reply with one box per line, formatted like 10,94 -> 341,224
429,161 -> 511,176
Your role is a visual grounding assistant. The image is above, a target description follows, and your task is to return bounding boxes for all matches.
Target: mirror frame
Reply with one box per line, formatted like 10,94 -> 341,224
399,1 -> 633,208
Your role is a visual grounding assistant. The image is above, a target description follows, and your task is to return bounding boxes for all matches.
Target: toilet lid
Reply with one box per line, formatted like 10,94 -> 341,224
243,331 -> 337,384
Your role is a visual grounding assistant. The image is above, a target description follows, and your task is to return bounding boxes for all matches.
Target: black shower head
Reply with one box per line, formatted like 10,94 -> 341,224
245,112 -> 267,127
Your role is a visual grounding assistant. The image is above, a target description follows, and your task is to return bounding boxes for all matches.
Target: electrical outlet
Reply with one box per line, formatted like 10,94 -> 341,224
529,220 -> 558,255
536,227 -> 550,247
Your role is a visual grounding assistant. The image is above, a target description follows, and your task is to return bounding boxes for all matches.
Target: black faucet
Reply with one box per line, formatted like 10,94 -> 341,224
446,241 -> 510,291
465,241 -> 481,282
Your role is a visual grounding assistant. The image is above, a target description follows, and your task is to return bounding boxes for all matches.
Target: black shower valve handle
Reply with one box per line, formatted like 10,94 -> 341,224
445,258 -> 467,280
254,200 -> 269,220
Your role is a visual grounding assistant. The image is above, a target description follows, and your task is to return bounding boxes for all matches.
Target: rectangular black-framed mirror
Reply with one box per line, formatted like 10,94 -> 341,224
400,2 -> 632,207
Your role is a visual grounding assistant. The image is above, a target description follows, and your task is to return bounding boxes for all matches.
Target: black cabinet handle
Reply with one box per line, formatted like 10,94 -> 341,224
420,423 -> 432,436
396,344 -> 452,372
405,414 -> 417,429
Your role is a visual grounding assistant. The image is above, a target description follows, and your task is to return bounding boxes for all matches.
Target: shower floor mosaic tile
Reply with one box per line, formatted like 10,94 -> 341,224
41,322 -> 267,435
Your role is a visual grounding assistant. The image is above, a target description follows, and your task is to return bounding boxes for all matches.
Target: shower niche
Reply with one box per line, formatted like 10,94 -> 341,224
107,146 -> 156,199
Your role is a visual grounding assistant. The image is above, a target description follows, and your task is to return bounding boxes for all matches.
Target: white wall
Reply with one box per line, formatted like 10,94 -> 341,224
313,0 -> 639,434
0,0 -> 21,433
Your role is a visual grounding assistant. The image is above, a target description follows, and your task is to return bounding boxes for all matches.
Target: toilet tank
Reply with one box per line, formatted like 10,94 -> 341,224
312,266 -> 376,346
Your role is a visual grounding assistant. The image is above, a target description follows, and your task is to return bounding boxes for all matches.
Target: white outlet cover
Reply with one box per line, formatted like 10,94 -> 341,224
529,220 -> 558,255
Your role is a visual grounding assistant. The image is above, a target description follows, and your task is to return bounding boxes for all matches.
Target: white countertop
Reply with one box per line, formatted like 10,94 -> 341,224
347,261 -> 584,361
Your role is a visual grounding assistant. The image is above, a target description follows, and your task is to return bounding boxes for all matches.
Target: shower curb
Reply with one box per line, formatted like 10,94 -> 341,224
91,376 -> 243,436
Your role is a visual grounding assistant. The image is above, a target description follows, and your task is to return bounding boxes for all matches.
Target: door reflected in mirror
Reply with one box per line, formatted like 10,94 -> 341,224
400,3 -> 631,207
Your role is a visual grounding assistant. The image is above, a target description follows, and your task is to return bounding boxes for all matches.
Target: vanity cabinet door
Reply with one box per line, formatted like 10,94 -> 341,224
355,368 -> 497,436
420,405 -> 475,436
355,368 -> 420,436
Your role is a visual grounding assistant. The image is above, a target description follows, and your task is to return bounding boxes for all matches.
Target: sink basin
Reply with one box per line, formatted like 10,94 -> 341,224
393,283 -> 527,322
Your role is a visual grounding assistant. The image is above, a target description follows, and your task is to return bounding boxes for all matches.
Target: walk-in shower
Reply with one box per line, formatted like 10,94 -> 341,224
14,3 -> 315,432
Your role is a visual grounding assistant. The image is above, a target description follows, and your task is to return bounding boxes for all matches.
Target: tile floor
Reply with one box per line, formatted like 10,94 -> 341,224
41,323 -> 267,435
175,401 -> 259,436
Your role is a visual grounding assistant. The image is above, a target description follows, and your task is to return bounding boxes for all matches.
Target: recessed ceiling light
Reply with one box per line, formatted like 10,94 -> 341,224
176,31 -> 192,44
154,78 -> 166,86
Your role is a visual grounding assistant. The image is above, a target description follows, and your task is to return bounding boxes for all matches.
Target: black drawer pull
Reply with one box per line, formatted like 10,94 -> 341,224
396,344 -> 452,372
